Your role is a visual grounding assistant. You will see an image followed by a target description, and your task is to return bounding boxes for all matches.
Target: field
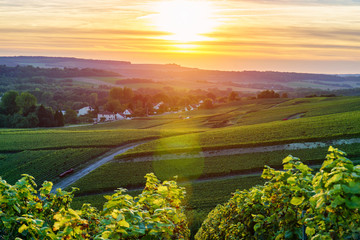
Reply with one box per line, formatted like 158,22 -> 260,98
0,128 -> 187,152
72,142 -> 360,196
122,110 -> 360,156
0,126 -> 190,186
0,148 -> 109,185
2,96 -> 360,236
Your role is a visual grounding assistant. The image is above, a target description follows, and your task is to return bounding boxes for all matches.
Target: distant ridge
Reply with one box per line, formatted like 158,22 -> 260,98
0,56 -> 359,91
0,56 -> 131,68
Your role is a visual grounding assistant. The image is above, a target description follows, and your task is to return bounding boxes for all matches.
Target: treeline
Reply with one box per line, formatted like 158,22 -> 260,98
0,90 -> 64,128
0,65 -> 119,78
105,88 -> 289,116
257,89 -> 288,99
0,77 -> 109,112
104,87 -> 238,116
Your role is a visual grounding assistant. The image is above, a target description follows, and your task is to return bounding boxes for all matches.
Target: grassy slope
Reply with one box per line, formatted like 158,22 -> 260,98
2,96 -> 360,237
122,109 -> 360,156
71,143 -> 360,195
0,148 -> 109,185
2,96 -> 359,188
0,126 -> 189,185
0,128 -> 188,152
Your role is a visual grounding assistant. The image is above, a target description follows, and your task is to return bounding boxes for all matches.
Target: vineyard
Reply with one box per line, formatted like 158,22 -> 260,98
0,128 -> 186,152
122,109 -> 360,156
2,96 -> 360,237
1,147 -> 360,239
0,148 -> 109,185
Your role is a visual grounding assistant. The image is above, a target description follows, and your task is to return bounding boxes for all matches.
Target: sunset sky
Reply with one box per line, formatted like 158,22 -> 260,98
1,0 -> 359,73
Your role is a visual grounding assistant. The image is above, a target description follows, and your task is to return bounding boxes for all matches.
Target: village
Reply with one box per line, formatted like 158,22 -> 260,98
74,99 -> 205,123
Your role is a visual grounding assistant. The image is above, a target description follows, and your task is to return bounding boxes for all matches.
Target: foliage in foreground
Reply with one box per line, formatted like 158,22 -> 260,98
0,173 -> 189,239
196,146 -> 360,239
2,147 -> 360,239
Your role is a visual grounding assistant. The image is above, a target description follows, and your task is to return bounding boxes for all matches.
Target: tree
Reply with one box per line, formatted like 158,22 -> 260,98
54,111 -> 65,127
257,90 -> 280,99
64,109 -> 78,124
281,92 -> 289,98
0,114 -> 9,128
202,98 -> 214,109
15,92 -> 37,115
105,99 -> 121,113
228,91 -> 238,101
0,90 -> 19,115
206,92 -> 216,101
89,93 -> 98,107
123,87 -> 134,102
36,105 -> 55,127
109,87 -> 134,104
9,112 -> 39,128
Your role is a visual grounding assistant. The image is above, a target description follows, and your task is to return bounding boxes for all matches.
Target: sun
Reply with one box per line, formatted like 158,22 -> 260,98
154,0 -> 216,42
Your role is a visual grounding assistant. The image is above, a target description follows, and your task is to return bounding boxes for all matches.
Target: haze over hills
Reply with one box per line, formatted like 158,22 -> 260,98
1,56 -> 360,92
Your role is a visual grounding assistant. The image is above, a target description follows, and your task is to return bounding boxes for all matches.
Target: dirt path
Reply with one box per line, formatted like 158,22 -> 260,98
287,112 -> 305,120
114,138 -> 360,163
52,141 -> 147,192
53,137 -> 360,192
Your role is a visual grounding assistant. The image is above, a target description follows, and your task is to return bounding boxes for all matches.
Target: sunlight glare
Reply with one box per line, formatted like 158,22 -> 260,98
154,0 -> 217,43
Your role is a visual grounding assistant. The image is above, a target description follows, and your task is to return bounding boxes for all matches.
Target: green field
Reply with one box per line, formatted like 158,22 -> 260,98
71,142 -> 360,195
2,96 -> 360,237
0,148 -> 109,185
0,128 -> 188,152
122,110 -> 360,157
0,126 -> 190,186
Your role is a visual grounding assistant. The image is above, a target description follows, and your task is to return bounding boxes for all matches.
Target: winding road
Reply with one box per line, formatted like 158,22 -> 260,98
51,141 -> 147,192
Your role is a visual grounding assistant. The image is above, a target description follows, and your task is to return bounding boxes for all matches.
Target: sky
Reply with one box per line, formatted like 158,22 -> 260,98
0,0 -> 360,73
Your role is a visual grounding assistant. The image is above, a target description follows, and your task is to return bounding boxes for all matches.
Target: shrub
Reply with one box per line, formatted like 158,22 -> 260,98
196,147 -> 360,239
0,173 -> 189,239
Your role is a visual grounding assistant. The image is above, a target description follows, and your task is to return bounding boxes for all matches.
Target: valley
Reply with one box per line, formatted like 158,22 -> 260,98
2,94 -> 360,236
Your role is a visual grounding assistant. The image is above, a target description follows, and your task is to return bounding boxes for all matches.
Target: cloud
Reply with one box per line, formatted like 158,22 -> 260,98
0,27 -> 170,37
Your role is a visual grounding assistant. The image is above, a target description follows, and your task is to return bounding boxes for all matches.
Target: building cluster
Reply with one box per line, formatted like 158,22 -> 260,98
72,99 -> 205,123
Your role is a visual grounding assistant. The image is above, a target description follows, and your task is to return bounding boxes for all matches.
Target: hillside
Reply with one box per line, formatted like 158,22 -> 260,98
2,95 -> 360,236
1,56 -> 360,92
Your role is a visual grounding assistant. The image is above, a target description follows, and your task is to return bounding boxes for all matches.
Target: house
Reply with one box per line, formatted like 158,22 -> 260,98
116,113 -> 126,120
189,105 -> 198,110
97,111 -> 116,122
77,106 -> 93,116
123,109 -> 134,116
153,101 -> 164,110
196,100 -> 203,108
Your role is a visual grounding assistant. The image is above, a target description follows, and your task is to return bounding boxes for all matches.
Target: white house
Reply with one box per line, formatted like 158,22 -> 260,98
77,106 -> 93,116
116,113 -> 126,120
123,109 -> 134,116
153,101 -> 164,110
97,111 -> 116,122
